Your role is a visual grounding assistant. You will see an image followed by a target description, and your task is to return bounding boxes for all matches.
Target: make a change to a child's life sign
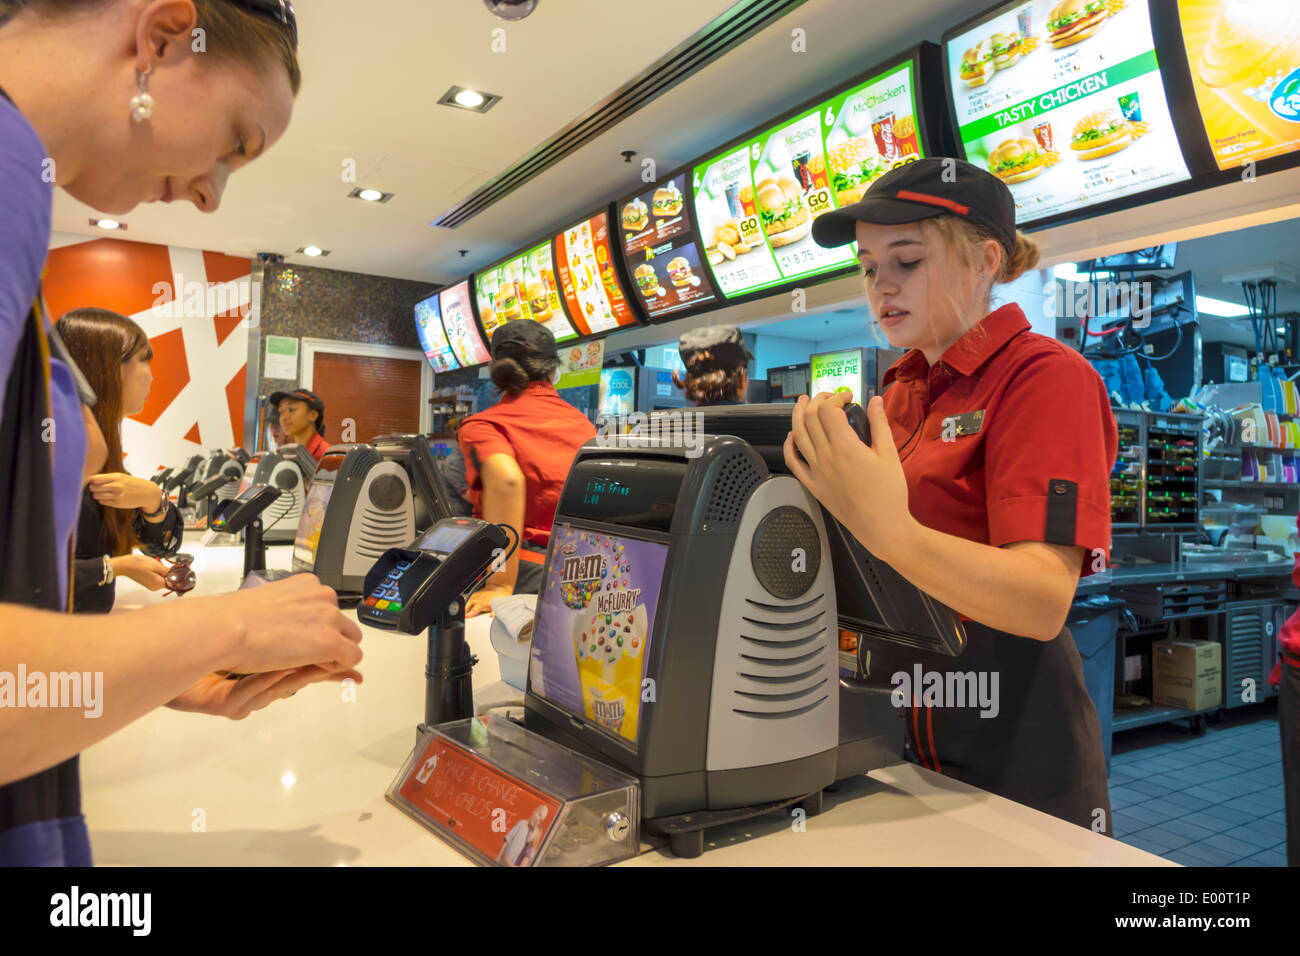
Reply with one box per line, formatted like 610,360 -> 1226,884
530,526 -> 667,746
555,338 -> 605,389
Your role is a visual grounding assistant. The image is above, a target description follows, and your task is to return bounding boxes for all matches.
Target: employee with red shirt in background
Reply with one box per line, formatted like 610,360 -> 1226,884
788,158 -> 1117,833
460,321 -> 596,617
270,388 -> 331,464
1272,532 -> 1299,865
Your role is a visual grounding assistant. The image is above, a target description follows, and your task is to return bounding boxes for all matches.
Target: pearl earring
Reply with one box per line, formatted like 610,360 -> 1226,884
130,67 -> 154,123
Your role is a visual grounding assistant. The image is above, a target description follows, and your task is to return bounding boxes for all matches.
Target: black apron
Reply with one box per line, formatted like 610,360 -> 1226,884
864,620 -> 1113,835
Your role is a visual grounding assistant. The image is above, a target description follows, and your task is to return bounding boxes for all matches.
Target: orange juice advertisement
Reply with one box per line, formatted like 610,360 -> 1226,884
530,526 -> 666,745
1177,0 -> 1300,169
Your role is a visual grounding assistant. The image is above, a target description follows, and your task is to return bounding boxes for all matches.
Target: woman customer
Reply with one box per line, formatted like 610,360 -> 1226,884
59,309 -> 183,613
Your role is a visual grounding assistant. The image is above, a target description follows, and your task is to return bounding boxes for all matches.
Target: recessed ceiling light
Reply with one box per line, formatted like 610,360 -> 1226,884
297,246 -> 330,257
348,187 -> 393,203
90,218 -> 125,231
438,86 -> 501,113
1196,295 -> 1249,318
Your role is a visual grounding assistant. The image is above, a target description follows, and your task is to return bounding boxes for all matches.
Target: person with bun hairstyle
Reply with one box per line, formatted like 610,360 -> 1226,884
794,157 -> 1117,834
0,0 -> 365,865
459,321 -> 596,617
673,325 -> 751,406
58,309 -> 183,614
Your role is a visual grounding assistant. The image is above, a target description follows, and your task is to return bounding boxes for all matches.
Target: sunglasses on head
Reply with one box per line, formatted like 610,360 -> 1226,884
224,0 -> 298,50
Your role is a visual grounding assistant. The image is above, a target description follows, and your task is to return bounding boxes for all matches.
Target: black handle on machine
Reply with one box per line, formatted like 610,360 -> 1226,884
792,402 -> 869,468
210,485 -> 282,580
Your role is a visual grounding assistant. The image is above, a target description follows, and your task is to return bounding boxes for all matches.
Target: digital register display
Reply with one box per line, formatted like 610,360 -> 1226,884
438,280 -> 490,367
692,60 -> 922,297
554,212 -> 639,335
616,173 -> 718,320
293,478 -> 334,568
810,348 -> 866,398
414,294 -> 459,373
945,0 -> 1190,224
418,524 -> 475,554
530,525 -> 668,746
474,242 -> 578,343
1175,0 -> 1300,170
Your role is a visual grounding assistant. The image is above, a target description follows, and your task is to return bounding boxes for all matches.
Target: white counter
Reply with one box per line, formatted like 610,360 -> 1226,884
81,543 -> 1172,866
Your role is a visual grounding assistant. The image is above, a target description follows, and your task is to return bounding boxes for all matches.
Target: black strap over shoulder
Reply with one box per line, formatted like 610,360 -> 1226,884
1044,478 -> 1078,546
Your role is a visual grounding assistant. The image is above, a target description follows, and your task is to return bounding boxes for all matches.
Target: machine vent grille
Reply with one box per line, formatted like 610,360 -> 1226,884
732,595 -> 830,718
704,452 -> 762,526
358,508 -> 411,557
429,0 -> 810,228
1226,608 -> 1264,694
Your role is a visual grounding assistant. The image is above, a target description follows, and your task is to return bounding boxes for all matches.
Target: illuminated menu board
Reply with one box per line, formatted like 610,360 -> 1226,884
473,241 -> 578,343
414,294 -> 459,373
554,212 -> 640,335
945,0 -> 1190,223
615,172 -> 719,321
1176,0 -> 1300,171
810,348 -> 865,398
438,280 -> 490,367
692,61 -> 921,297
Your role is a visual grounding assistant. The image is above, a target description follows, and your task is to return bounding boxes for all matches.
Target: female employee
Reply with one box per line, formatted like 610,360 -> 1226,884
788,158 -> 1117,833
0,0 -> 363,864
59,309 -> 182,613
672,325 -> 752,406
460,321 -> 597,617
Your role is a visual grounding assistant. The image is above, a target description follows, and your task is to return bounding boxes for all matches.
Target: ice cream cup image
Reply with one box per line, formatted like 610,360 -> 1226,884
1197,0 -> 1300,144
573,604 -> 647,741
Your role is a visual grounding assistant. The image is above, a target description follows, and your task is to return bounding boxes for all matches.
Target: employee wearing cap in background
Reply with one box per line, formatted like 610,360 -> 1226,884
459,321 -> 597,617
269,387 -> 331,463
786,157 -> 1118,833
673,325 -> 752,406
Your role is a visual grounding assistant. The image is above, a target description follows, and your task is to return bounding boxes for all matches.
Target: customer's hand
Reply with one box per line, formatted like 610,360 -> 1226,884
111,554 -> 169,591
214,574 -> 364,676
167,666 -> 363,720
90,473 -> 163,512
465,585 -> 512,619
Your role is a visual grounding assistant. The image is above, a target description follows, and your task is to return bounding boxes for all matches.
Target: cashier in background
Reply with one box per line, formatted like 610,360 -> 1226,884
790,157 -> 1117,834
672,325 -> 752,406
270,388 -> 331,463
460,321 -> 597,617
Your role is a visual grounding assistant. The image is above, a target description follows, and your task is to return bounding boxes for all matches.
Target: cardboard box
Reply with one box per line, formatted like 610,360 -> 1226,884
1151,639 -> 1222,711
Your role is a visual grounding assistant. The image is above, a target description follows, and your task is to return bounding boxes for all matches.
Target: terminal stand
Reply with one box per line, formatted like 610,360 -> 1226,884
419,601 -> 479,737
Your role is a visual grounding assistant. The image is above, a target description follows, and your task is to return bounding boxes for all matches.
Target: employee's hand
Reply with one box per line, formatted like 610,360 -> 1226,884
784,393 -> 914,563
214,574 -> 364,676
167,666 -> 364,720
465,585 -> 512,619
111,554 -> 169,591
90,473 -> 163,512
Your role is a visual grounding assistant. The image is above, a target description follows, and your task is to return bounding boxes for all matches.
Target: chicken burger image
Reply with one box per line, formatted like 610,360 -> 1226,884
1070,110 -> 1133,160
989,31 -> 1024,69
652,182 -> 683,217
667,257 -> 695,287
526,279 -> 551,321
494,284 -> 522,324
757,176 -> 812,247
634,263 -> 661,297
826,138 -> 888,207
960,38 -> 996,86
1047,0 -> 1108,48
987,137 -> 1046,183
622,197 -> 649,232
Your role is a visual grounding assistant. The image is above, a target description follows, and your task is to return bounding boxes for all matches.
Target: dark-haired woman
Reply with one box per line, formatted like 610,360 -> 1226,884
672,325 -> 752,406
459,322 -> 596,617
57,309 -> 182,614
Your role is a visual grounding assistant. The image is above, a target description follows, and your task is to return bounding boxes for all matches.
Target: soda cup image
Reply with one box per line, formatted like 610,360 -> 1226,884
1197,0 -> 1300,145
1033,121 -> 1054,151
1118,92 -> 1142,123
573,603 -> 647,741
1017,5 -> 1032,38
871,113 -> 897,162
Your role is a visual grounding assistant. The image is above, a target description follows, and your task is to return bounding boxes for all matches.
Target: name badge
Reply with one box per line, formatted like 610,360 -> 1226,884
940,410 -> 985,440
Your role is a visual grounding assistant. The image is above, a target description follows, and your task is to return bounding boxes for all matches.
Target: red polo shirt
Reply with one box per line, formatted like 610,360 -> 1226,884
303,432 -> 330,464
882,303 -> 1117,575
459,382 -> 596,548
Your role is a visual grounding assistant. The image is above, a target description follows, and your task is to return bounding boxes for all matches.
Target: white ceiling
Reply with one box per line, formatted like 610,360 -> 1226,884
52,0 -> 987,282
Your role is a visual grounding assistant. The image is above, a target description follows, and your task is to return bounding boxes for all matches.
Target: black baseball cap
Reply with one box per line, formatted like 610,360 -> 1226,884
269,388 -> 325,434
811,157 -> 1017,256
491,320 -> 557,360
679,325 -> 753,370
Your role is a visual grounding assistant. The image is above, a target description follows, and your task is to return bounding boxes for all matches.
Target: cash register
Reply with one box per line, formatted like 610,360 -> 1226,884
292,434 -> 453,600
243,444 -> 315,544
190,452 -> 245,526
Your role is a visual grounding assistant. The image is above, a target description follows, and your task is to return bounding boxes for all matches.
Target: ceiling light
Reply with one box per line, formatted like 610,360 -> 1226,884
484,0 -> 538,20
348,187 -> 393,203
438,86 -> 502,114
1196,295 -> 1250,318
90,218 -> 124,231
1053,263 -> 1087,281
297,246 -> 330,257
